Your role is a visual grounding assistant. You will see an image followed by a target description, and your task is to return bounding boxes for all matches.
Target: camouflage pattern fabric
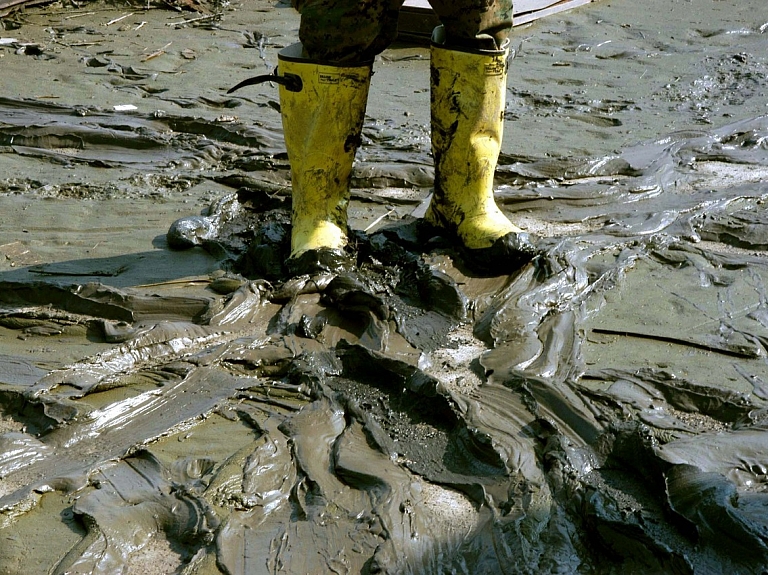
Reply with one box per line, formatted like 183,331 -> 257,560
293,0 -> 514,62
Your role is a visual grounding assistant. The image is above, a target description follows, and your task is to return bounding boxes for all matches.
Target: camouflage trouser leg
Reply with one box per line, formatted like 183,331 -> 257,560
293,0 -> 514,63
430,0 -> 514,51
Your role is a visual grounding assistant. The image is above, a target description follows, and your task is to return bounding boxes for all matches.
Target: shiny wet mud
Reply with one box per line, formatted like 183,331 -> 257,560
1,0 -> 768,573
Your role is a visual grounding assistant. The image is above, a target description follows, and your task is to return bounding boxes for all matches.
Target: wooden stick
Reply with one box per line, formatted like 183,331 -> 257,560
141,41 -> 172,62
105,12 -> 134,26
166,13 -> 216,27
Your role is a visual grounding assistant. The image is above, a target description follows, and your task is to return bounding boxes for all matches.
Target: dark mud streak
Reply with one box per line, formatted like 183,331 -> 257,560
0,96 -> 285,172
591,327 -> 762,359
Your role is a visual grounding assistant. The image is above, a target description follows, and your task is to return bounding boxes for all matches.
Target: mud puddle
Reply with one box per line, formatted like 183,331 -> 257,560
1,0 -> 768,573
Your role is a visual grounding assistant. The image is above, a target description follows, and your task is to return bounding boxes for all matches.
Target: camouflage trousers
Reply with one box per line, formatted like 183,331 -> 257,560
292,0 -> 514,63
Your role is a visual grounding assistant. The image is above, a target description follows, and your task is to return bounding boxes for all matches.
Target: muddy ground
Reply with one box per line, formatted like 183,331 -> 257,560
1,0 -> 768,573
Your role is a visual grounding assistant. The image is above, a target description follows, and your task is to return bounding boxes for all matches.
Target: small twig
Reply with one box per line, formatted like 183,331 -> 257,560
134,21 -> 147,30
166,13 -> 216,27
105,12 -> 134,26
64,10 -> 96,19
141,41 -> 172,62
364,209 -> 396,232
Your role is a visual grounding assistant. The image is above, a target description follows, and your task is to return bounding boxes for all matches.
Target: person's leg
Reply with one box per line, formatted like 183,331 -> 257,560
429,0 -> 514,51
277,46 -> 372,273
296,0 -> 403,63
424,1 -> 536,273
277,0 -> 404,273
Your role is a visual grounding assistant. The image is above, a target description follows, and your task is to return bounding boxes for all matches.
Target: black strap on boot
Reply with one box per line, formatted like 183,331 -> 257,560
227,69 -> 302,94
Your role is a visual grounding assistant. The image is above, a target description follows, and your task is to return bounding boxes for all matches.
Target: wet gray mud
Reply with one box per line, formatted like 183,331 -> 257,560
1,0 -> 768,573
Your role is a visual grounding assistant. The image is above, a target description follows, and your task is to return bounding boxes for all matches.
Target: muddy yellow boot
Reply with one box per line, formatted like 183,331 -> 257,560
277,44 -> 372,274
426,28 -> 536,274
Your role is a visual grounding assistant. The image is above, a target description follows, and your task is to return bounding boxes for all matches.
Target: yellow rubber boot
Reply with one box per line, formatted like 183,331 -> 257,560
426,29 -> 526,252
277,44 -> 372,268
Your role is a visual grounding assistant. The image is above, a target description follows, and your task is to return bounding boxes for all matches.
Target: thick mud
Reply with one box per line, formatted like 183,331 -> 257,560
1,0 -> 768,573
